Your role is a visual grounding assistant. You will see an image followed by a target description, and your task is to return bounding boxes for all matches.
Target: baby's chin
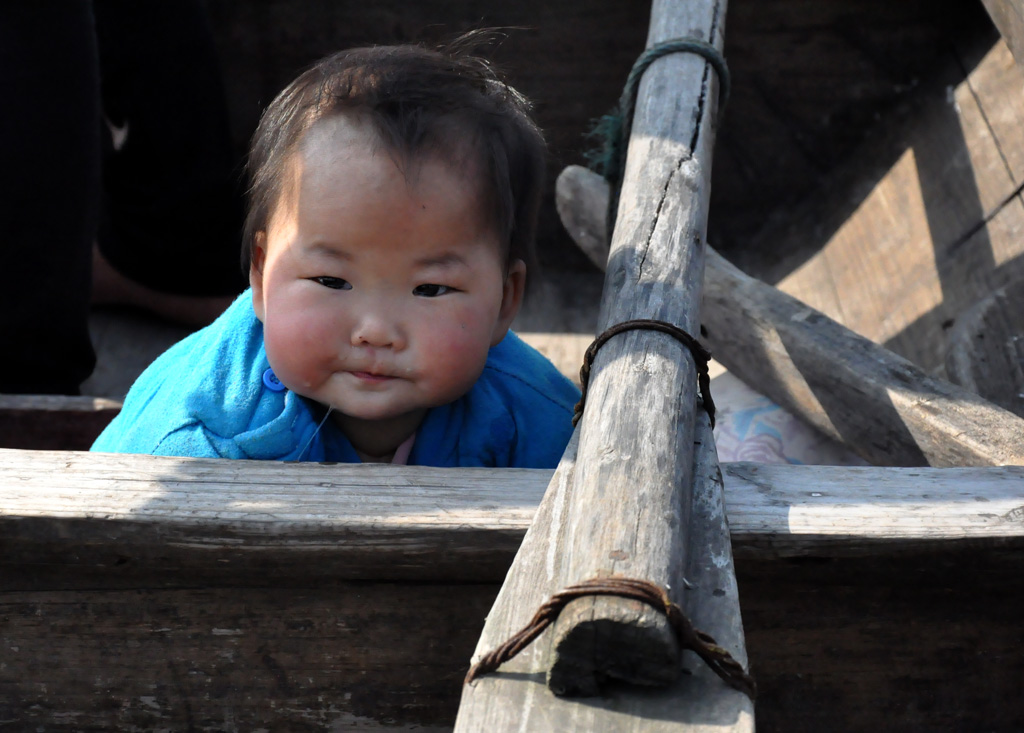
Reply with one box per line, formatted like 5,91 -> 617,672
323,399 -> 433,425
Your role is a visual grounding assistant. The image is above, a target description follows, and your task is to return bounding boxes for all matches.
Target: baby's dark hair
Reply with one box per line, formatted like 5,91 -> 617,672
243,40 -> 546,272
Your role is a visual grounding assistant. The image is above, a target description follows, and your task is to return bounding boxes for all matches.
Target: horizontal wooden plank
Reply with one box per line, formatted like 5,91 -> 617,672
723,462 -> 1024,556
0,449 -> 542,584
3,450 -> 1023,581
738,546 -> 1024,732
0,394 -> 121,451
0,581 -> 494,732
5,550 -> 1022,732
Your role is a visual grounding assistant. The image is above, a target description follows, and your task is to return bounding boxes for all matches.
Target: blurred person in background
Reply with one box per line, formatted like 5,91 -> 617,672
0,1 -> 244,395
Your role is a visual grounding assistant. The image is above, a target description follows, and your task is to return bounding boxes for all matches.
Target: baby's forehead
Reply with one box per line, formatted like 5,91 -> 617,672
286,114 -> 494,213
265,115 -> 504,250
300,112 -> 375,156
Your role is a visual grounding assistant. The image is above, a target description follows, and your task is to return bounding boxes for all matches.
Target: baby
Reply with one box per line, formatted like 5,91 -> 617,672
91,43 -> 580,467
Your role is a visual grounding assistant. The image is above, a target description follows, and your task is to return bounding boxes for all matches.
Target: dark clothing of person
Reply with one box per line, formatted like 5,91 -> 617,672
0,1 -> 244,395
93,1 -> 245,297
0,4 -> 100,394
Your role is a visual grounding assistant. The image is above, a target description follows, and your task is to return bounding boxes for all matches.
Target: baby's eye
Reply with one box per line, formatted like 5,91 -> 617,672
413,284 -> 453,298
311,276 -> 351,290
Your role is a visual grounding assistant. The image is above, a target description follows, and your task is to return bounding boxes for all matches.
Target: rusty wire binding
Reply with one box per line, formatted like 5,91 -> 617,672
465,576 -> 756,700
573,319 -> 715,428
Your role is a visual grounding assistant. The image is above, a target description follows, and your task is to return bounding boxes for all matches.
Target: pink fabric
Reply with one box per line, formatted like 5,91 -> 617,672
390,432 -> 416,465
711,371 -> 866,466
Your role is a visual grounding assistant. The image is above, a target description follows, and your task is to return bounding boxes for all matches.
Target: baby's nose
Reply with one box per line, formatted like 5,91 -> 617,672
351,310 -> 403,349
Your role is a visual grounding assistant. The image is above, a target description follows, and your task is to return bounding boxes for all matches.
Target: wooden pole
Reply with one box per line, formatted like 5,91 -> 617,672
456,0 -> 753,728
454,433 -> 753,729
556,164 -> 1024,467
544,0 -> 730,691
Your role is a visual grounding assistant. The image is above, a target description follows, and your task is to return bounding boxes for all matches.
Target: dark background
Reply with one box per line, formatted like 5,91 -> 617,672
202,0 -> 995,276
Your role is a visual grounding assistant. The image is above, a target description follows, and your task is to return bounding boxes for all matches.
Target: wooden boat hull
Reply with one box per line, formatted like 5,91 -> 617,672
4,2 -> 1024,729
2,440 -> 1023,731
4,532 -> 1022,731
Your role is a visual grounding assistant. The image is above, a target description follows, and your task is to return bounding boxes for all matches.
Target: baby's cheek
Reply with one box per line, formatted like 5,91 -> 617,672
422,324 -> 493,390
265,313 -> 336,389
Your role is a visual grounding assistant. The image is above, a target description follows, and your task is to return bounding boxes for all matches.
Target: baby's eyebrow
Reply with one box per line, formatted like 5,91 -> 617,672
306,243 -> 352,261
415,252 -> 467,268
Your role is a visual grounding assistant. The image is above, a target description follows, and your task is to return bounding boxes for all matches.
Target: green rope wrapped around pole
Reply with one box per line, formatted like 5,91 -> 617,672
587,38 -> 730,243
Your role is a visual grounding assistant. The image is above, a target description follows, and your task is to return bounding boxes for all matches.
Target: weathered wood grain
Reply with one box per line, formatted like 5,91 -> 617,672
707,0 -> 993,265
3,450 -> 1024,730
0,449 -> 543,584
550,0 -> 733,695
5,545 -> 1022,733
0,581 -> 495,732
556,163 -> 1024,467
2,449 -> 1021,727
739,547 -> 1024,733
3,450 -> 1024,579
703,249 -> 1024,467
723,462 -> 1024,556
955,38 -> 1024,182
3,555 -> 1022,733
761,37 -> 1024,376
982,0 -> 1024,67
4,542 -> 1021,732
0,394 -> 121,450
458,0 -> 748,723
454,421 -> 753,730
945,277 -> 1024,418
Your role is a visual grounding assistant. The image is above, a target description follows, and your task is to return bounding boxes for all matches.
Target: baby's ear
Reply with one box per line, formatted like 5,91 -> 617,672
491,259 -> 527,346
249,233 -> 268,322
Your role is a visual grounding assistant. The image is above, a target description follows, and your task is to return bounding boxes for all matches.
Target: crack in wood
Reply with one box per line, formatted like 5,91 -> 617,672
636,160 -> 686,282
688,0 -> 725,156
633,0 -> 723,287
946,181 -> 1024,256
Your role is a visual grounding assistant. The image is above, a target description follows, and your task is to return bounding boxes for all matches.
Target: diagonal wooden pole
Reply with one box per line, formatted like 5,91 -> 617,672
557,163 -> 1024,468
455,0 -> 753,728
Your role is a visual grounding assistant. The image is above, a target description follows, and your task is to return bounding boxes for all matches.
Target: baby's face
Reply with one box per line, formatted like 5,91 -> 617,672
250,115 -> 524,449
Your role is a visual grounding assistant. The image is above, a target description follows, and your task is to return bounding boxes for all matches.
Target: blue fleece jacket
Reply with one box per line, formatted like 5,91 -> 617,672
91,292 -> 579,467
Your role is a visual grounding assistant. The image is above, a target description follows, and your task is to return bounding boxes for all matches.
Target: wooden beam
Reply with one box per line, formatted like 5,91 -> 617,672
0,394 -> 121,450
702,248 -> 1024,467
556,164 -> 1024,467
0,448 -> 540,583
981,0 -> 1024,68
457,417 -> 754,729
4,450 -> 1023,578
0,576 -> 495,730
457,0 -> 751,725
723,461 -> 1024,556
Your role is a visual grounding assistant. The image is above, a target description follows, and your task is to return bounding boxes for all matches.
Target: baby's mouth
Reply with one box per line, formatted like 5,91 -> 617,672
350,370 -> 395,382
